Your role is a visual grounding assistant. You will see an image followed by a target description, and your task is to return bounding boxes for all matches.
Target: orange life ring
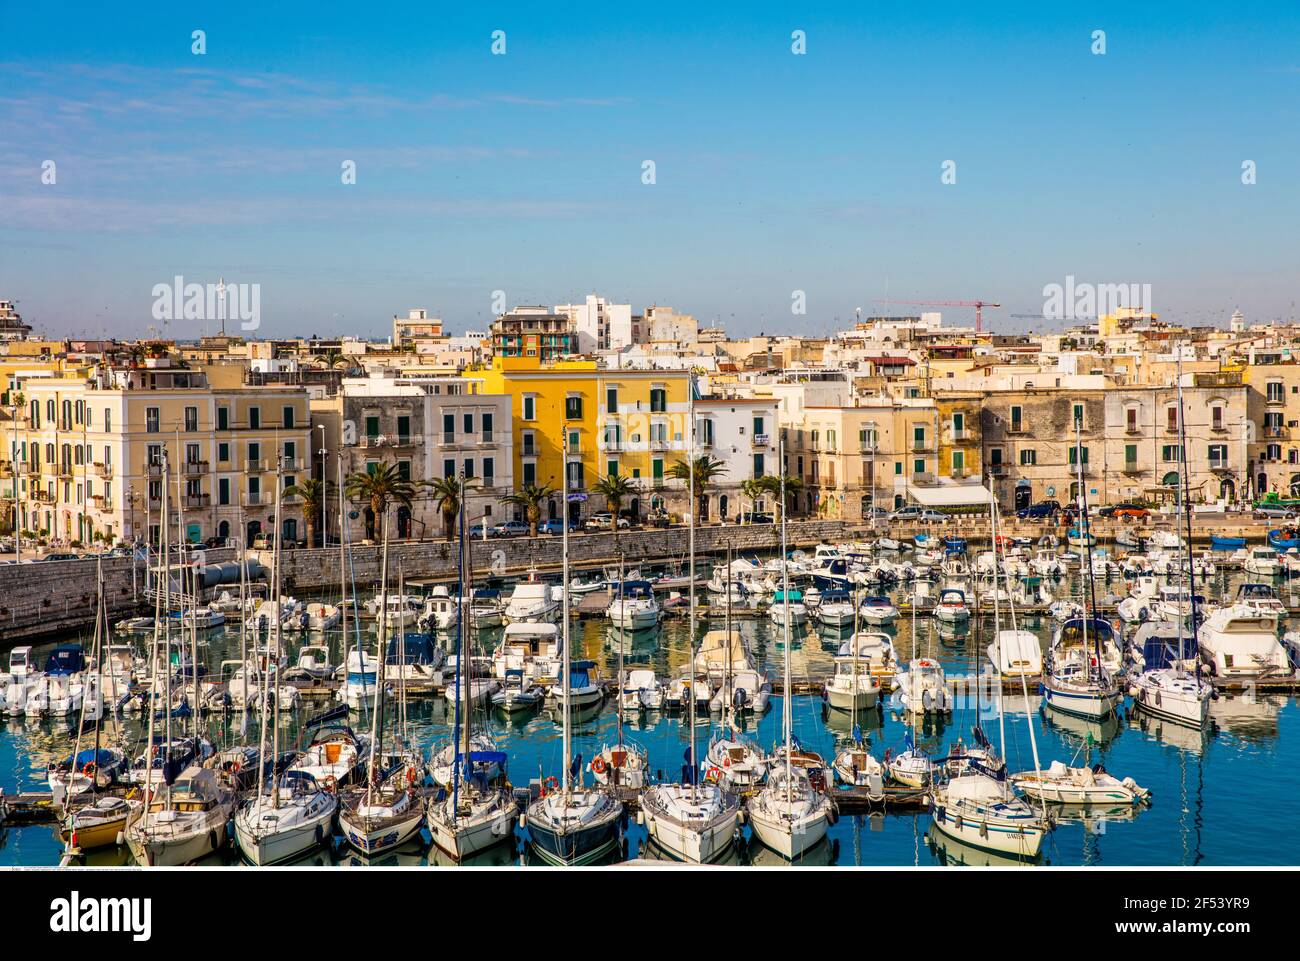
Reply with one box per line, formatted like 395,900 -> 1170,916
406,766 -> 417,786
722,756 -> 732,768
591,756 -> 607,775
704,767 -> 721,784
543,775 -> 560,796
324,775 -> 337,793
81,761 -> 97,777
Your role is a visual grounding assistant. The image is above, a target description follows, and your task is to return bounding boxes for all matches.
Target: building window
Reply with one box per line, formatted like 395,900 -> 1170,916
184,407 -> 198,432
482,412 -> 493,442
443,458 -> 455,478
990,447 -> 1003,466
1161,444 -> 1184,462
366,416 -> 380,440
146,407 -> 160,433
1212,406 -> 1224,430
523,396 -> 536,421
1268,382 -> 1284,403
396,415 -> 410,441
952,450 -> 965,475
1125,443 -> 1137,465
565,396 -> 583,420
219,478 -> 230,505
1208,444 -> 1228,467
607,459 -> 619,478
1068,445 -> 1089,465
482,457 -> 494,486
913,426 -> 925,447
606,387 -> 618,414
283,406 -> 295,429
216,407 -> 227,431
753,453 -> 764,476
1166,407 -> 1178,432
650,388 -> 666,413
443,413 -> 455,444
1009,406 -> 1022,432
1126,407 -> 1138,432
913,458 -> 924,474
1020,449 -> 1037,466
249,407 -> 261,429
522,462 -> 536,486
463,412 -> 474,436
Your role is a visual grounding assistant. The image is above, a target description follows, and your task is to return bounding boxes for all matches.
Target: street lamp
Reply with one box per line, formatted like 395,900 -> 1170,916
865,420 -> 878,529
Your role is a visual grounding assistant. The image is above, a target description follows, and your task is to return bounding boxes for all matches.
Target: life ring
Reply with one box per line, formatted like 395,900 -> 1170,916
406,767 -> 417,786
81,761 -> 97,777
324,775 -> 337,793
591,756 -> 607,775
704,767 -> 721,784
543,775 -> 560,795
722,756 -> 732,768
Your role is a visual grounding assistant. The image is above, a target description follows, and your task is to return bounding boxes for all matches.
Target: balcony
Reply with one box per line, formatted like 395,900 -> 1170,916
988,464 -> 1007,477
89,495 -> 109,510
245,459 -> 269,472
1122,462 -> 1142,475
243,493 -> 271,506
1209,459 -> 1233,473
33,490 -> 55,504
911,443 -> 934,454
651,439 -> 670,451
93,462 -> 113,479
182,460 -> 209,476
183,494 -> 211,509
599,438 -> 623,453
57,463 -> 74,479
952,429 -> 970,442
360,435 -> 422,449
1125,425 -> 1143,435
1264,426 -> 1289,439
282,458 -> 307,471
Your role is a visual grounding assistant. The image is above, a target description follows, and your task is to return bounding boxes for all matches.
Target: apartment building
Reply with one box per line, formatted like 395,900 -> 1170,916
490,307 -> 576,362
694,397 -> 780,521
11,356 -> 310,546
1242,358 -> 1300,498
471,356 -> 691,521
329,374 -> 513,540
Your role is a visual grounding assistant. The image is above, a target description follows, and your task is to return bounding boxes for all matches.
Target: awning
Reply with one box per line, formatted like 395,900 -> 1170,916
906,483 -> 994,508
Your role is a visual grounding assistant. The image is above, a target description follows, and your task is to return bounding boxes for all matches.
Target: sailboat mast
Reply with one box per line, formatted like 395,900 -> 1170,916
561,432 -> 572,797
338,455 -> 348,692
724,542 -> 733,735
270,458 -> 284,807
779,431 -> 792,802
1174,355 -> 1201,640
1073,415 -> 1099,675
454,481 -> 471,816
366,519 -> 390,807
616,552 -> 625,759
687,389 -> 697,803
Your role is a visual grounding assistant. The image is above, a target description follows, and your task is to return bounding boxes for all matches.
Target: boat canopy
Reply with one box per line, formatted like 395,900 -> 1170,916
820,590 -> 851,603
612,580 -> 654,597
772,590 -> 804,602
44,644 -> 86,676
472,587 -> 501,600
864,595 -> 892,606
1057,617 -> 1117,646
1237,583 -> 1279,600
939,589 -> 966,601
386,632 -> 438,666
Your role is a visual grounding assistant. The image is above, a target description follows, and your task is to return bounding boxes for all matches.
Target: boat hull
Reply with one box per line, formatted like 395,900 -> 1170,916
340,809 -> 424,857
527,815 -> 621,866
643,807 -> 739,864
234,805 -> 336,866
1043,683 -> 1122,720
747,805 -> 829,860
930,804 -> 1044,858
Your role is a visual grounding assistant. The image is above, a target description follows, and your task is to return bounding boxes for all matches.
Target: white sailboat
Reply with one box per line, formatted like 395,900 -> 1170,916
746,435 -> 832,859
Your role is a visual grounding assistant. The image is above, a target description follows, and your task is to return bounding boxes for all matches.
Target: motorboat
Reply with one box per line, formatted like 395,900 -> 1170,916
550,660 -> 604,712
814,590 -> 856,628
491,669 -> 544,714
503,574 -> 560,624
1011,760 -> 1150,806
492,622 -> 562,683
1197,607 -> 1289,679
934,588 -> 970,623
304,603 -> 341,631
987,629 -> 1042,679
767,589 -> 807,627
1244,546 -> 1283,577
606,580 -> 662,632
824,652 -> 881,712
858,594 -> 899,626
385,631 -> 445,682
48,746 -> 128,801
895,658 -> 951,714
340,647 -> 380,707
837,632 -> 900,683
622,668 -> 665,712
467,588 -> 505,629
419,586 -> 460,632
708,668 -> 771,714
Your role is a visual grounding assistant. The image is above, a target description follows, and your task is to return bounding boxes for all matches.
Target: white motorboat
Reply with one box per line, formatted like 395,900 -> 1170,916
605,580 -> 662,632
1130,666 -> 1213,728
767,589 -> 807,627
858,594 -> 899,626
493,622 -> 563,683
895,658 -> 951,714
551,659 -> 604,712
987,629 -> 1043,679
934,588 -> 970,623
1244,546 -> 1283,577
825,653 -> 881,712
304,602 -> 341,631
814,590 -> 856,627
1011,759 -> 1150,806
491,669 -> 543,714
1197,606 -> 1289,679
622,668 -> 665,711
340,647 -> 380,707
503,574 -> 560,624
838,632 -> 900,684
708,668 -> 771,714
419,585 -> 460,632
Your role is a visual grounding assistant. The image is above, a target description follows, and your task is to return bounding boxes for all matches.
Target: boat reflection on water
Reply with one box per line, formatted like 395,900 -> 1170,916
926,823 -> 1042,867
823,701 -> 884,737
637,837 -> 743,867
1129,709 -> 1212,755
603,625 -> 661,657
336,836 -> 429,867
744,834 -> 838,867
1040,703 -> 1122,747
428,837 -> 522,867
1210,692 -> 1284,740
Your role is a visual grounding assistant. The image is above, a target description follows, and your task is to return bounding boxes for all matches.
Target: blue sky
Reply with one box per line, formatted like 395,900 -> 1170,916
1,2 -> 1298,339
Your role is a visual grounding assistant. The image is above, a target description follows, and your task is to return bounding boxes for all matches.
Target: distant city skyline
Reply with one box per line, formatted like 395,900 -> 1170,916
3,3 -> 1299,338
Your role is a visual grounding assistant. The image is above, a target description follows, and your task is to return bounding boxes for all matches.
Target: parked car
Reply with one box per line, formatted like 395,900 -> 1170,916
1254,504 -> 1298,520
41,552 -> 79,562
1016,500 -> 1061,520
203,536 -> 229,548
648,508 -> 673,528
539,518 -> 581,536
584,512 -> 631,532
742,511 -> 775,524
1097,503 -> 1150,519
468,522 -> 492,538
887,506 -> 947,522
492,520 -> 531,538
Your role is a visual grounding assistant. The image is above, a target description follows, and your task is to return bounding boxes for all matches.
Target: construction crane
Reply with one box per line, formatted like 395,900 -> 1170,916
873,299 -> 1002,332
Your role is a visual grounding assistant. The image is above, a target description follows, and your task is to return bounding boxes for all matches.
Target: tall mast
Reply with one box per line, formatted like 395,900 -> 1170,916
365,518 -> 390,808
270,458 -> 284,808
779,430 -> 792,804
616,551 -> 625,761
724,542 -> 733,735
561,431 -> 572,798
1174,354 -> 1201,647
687,387 -> 697,803
457,479 -> 472,813
1073,414 -> 1099,679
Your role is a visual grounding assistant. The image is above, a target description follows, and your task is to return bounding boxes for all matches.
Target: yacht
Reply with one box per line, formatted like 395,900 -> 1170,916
838,632 -> 900,683
492,622 -> 562,683
1244,546 -> 1283,577
503,574 -> 560,624
934,588 -> 970,623
895,658 -> 951,715
813,590 -> 856,628
605,580 -> 662,632
987,629 -> 1043,680
1197,607 -> 1289,679
858,594 -> 899,626
124,766 -> 236,866
767,589 -> 807,627
825,650 -> 882,712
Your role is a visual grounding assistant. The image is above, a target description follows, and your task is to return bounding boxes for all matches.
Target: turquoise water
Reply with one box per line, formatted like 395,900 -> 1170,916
1,565 -> 1294,867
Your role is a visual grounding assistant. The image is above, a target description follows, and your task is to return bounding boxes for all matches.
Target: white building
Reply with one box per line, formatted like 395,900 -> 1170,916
556,294 -> 634,352
694,397 -> 781,522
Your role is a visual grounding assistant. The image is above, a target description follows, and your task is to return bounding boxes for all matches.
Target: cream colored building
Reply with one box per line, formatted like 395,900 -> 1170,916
10,356 -> 310,546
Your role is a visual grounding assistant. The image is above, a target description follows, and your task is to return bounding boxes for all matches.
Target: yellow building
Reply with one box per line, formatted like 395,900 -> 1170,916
469,357 -> 691,519
8,355 -> 310,546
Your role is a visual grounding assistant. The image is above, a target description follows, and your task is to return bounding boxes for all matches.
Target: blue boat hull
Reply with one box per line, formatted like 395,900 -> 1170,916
528,817 -> 621,866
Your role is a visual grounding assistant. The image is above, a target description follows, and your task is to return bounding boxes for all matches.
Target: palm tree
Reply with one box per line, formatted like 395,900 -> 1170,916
591,473 -> 636,522
667,455 -> 728,521
740,477 -> 765,524
284,478 -> 335,548
426,474 -> 476,541
759,473 -> 804,518
501,483 -> 557,536
344,464 -> 416,540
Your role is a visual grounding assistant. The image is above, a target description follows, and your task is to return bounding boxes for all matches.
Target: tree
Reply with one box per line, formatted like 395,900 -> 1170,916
344,464 -> 416,540
426,474 -> 476,541
667,455 -> 728,520
591,473 -> 636,520
502,483 -> 557,536
759,473 -> 804,518
740,477 -> 765,524
285,478 -> 335,548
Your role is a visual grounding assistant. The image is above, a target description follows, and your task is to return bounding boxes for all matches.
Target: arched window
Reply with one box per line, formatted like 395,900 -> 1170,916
1162,471 -> 1181,487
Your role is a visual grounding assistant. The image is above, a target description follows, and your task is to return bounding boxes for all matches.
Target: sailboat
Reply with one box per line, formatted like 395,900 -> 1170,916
525,433 -> 624,866
428,485 -> 521,861
642,420 -> 741,863
1043,416 -> 1124,721
705,544 -> 769,794
235,477 -> 338,865
930,495 -> 1052,859
339,547 -> 427,856
593,554 -> 650,790
746,434 -> 832,859
125,452 -> 236,865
